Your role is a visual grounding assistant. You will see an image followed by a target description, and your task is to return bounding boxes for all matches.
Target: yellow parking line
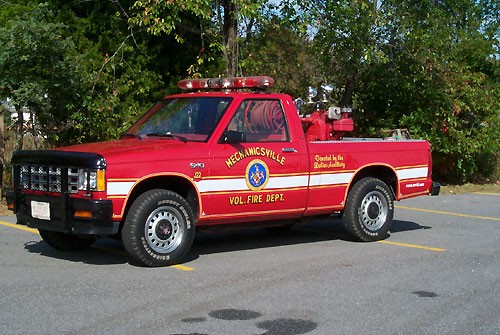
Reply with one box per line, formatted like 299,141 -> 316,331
396,205 -> 500,221
0,220 -> 195,271
297,227 -> 445,252
0,220 -> 39,234
172,264 -> 195,271
377,240 -> 446,252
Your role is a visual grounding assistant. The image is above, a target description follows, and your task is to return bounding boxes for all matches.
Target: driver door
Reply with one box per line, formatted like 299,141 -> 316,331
203,98 -> 308,224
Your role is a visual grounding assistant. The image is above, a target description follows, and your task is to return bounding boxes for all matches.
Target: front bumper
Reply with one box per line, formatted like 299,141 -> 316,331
6,191 -> 118,235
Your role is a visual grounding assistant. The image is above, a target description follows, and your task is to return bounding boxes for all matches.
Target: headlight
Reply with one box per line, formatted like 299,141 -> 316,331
78,170 -> 94,190
78,169 -> 105,192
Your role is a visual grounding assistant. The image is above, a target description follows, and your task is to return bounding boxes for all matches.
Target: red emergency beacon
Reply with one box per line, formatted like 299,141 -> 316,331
177,76 -> 274,91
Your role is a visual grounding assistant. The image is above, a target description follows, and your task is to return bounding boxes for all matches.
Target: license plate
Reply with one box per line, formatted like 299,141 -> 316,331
31,201 -> 51,220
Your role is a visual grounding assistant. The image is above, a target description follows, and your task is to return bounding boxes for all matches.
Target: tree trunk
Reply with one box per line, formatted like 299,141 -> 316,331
15,105 -> 24,150
340,76 -> 356,107
222,0 -> 238,77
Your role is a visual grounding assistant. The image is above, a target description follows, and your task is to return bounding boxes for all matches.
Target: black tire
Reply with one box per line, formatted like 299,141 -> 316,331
342,177 -> 394,241
122,189 -> 195,267
39,229 -> 96,250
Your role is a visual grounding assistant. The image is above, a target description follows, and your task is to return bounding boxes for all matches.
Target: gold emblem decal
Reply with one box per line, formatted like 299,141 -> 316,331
245,159 -> 269,191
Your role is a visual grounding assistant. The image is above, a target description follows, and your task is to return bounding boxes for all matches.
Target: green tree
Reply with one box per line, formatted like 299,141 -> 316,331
374,0 -> 500,183
0,3 -> 84,148
129,0 -> 266,77
305,0 -> 382,107
56,0 -> 165,143
0,0 -> 203,145
296,0 -> 499,182
240,16 -> 321,97
1,0 -> 498,183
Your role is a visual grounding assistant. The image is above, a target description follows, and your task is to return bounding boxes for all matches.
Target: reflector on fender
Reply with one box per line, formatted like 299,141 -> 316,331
97,169 -> 106,191
177,76 -> 274,91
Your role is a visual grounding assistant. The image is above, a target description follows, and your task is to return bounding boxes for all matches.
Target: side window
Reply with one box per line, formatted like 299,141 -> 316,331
226,100 -> 289,142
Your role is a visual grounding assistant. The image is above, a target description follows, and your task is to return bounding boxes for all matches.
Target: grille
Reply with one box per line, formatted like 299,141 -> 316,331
19,165 -> 79,193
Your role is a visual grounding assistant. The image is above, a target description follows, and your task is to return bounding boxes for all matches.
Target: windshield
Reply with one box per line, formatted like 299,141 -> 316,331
125,97 -> 232,142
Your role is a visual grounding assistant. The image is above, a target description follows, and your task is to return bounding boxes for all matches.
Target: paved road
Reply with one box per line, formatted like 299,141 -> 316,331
0,192 -> 499,335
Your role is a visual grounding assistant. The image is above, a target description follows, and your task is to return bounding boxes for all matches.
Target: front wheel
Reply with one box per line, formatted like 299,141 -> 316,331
122,190 -> 195,267
342,177 -> 394,241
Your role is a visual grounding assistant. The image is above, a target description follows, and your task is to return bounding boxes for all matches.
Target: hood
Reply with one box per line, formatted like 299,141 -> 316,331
57,138 -> 200,162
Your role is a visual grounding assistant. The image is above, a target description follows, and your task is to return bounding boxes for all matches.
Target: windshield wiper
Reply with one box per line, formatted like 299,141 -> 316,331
141,133 -> 188,143
121,133 -> 141,139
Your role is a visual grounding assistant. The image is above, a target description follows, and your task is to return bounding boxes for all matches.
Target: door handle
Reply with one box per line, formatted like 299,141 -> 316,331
282,147 -> 297,153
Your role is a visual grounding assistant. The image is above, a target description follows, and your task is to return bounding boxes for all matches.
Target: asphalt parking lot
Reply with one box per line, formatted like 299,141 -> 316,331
0,192 -> 499,335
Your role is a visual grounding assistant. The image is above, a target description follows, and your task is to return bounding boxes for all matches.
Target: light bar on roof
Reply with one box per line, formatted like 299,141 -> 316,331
177,78 -> 209,90
177,76 -> 274,91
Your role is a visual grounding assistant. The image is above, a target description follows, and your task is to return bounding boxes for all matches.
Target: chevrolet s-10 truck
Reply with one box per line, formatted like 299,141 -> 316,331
7,76 -> 440,266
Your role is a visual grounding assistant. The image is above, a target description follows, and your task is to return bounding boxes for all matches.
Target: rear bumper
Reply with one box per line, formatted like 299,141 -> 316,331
6,191 -> 118,235
430,182 -> 441,196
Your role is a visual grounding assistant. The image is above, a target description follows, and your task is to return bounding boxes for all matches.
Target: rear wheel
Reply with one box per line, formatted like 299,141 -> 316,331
39,230 -> 96,250
343,177 -> 394,241
122,189 -> 195,267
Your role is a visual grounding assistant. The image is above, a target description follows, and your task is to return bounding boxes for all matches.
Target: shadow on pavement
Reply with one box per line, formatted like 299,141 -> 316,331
21,217 -> 431,266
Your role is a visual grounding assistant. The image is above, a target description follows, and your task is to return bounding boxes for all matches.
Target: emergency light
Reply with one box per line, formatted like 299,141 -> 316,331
178,76 -> 274,91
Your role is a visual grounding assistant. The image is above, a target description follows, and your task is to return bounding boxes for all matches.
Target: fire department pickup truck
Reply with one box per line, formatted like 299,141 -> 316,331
7,76 -> 440,267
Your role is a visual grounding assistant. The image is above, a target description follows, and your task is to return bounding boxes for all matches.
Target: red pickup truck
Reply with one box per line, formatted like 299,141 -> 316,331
7,76 -> 440,267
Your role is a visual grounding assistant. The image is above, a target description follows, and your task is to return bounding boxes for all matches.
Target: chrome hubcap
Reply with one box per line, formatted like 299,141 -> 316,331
145,206 -> 184,253
360,191 -> 388,231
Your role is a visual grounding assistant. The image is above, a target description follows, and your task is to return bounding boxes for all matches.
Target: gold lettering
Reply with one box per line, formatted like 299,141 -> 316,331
226,147 -> 288,168
266,193 -> 285,203
246,194 -> 263,204
231,193 -> 287,205
229,196 -> 246,205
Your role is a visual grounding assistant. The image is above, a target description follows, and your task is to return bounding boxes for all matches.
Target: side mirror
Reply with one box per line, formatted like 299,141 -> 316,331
223,130 -> 246,143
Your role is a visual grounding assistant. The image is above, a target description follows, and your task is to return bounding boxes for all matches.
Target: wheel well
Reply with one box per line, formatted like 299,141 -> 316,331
123,176 -> 199,223
349,166 -> 397,199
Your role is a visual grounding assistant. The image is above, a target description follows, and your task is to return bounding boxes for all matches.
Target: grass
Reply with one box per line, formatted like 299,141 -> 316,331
0,199 -> 10,216
440,182 -> 500,195
1,183 -> 498,217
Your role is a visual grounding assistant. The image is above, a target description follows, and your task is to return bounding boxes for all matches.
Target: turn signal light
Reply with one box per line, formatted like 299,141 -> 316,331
74,210 -> 93,218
